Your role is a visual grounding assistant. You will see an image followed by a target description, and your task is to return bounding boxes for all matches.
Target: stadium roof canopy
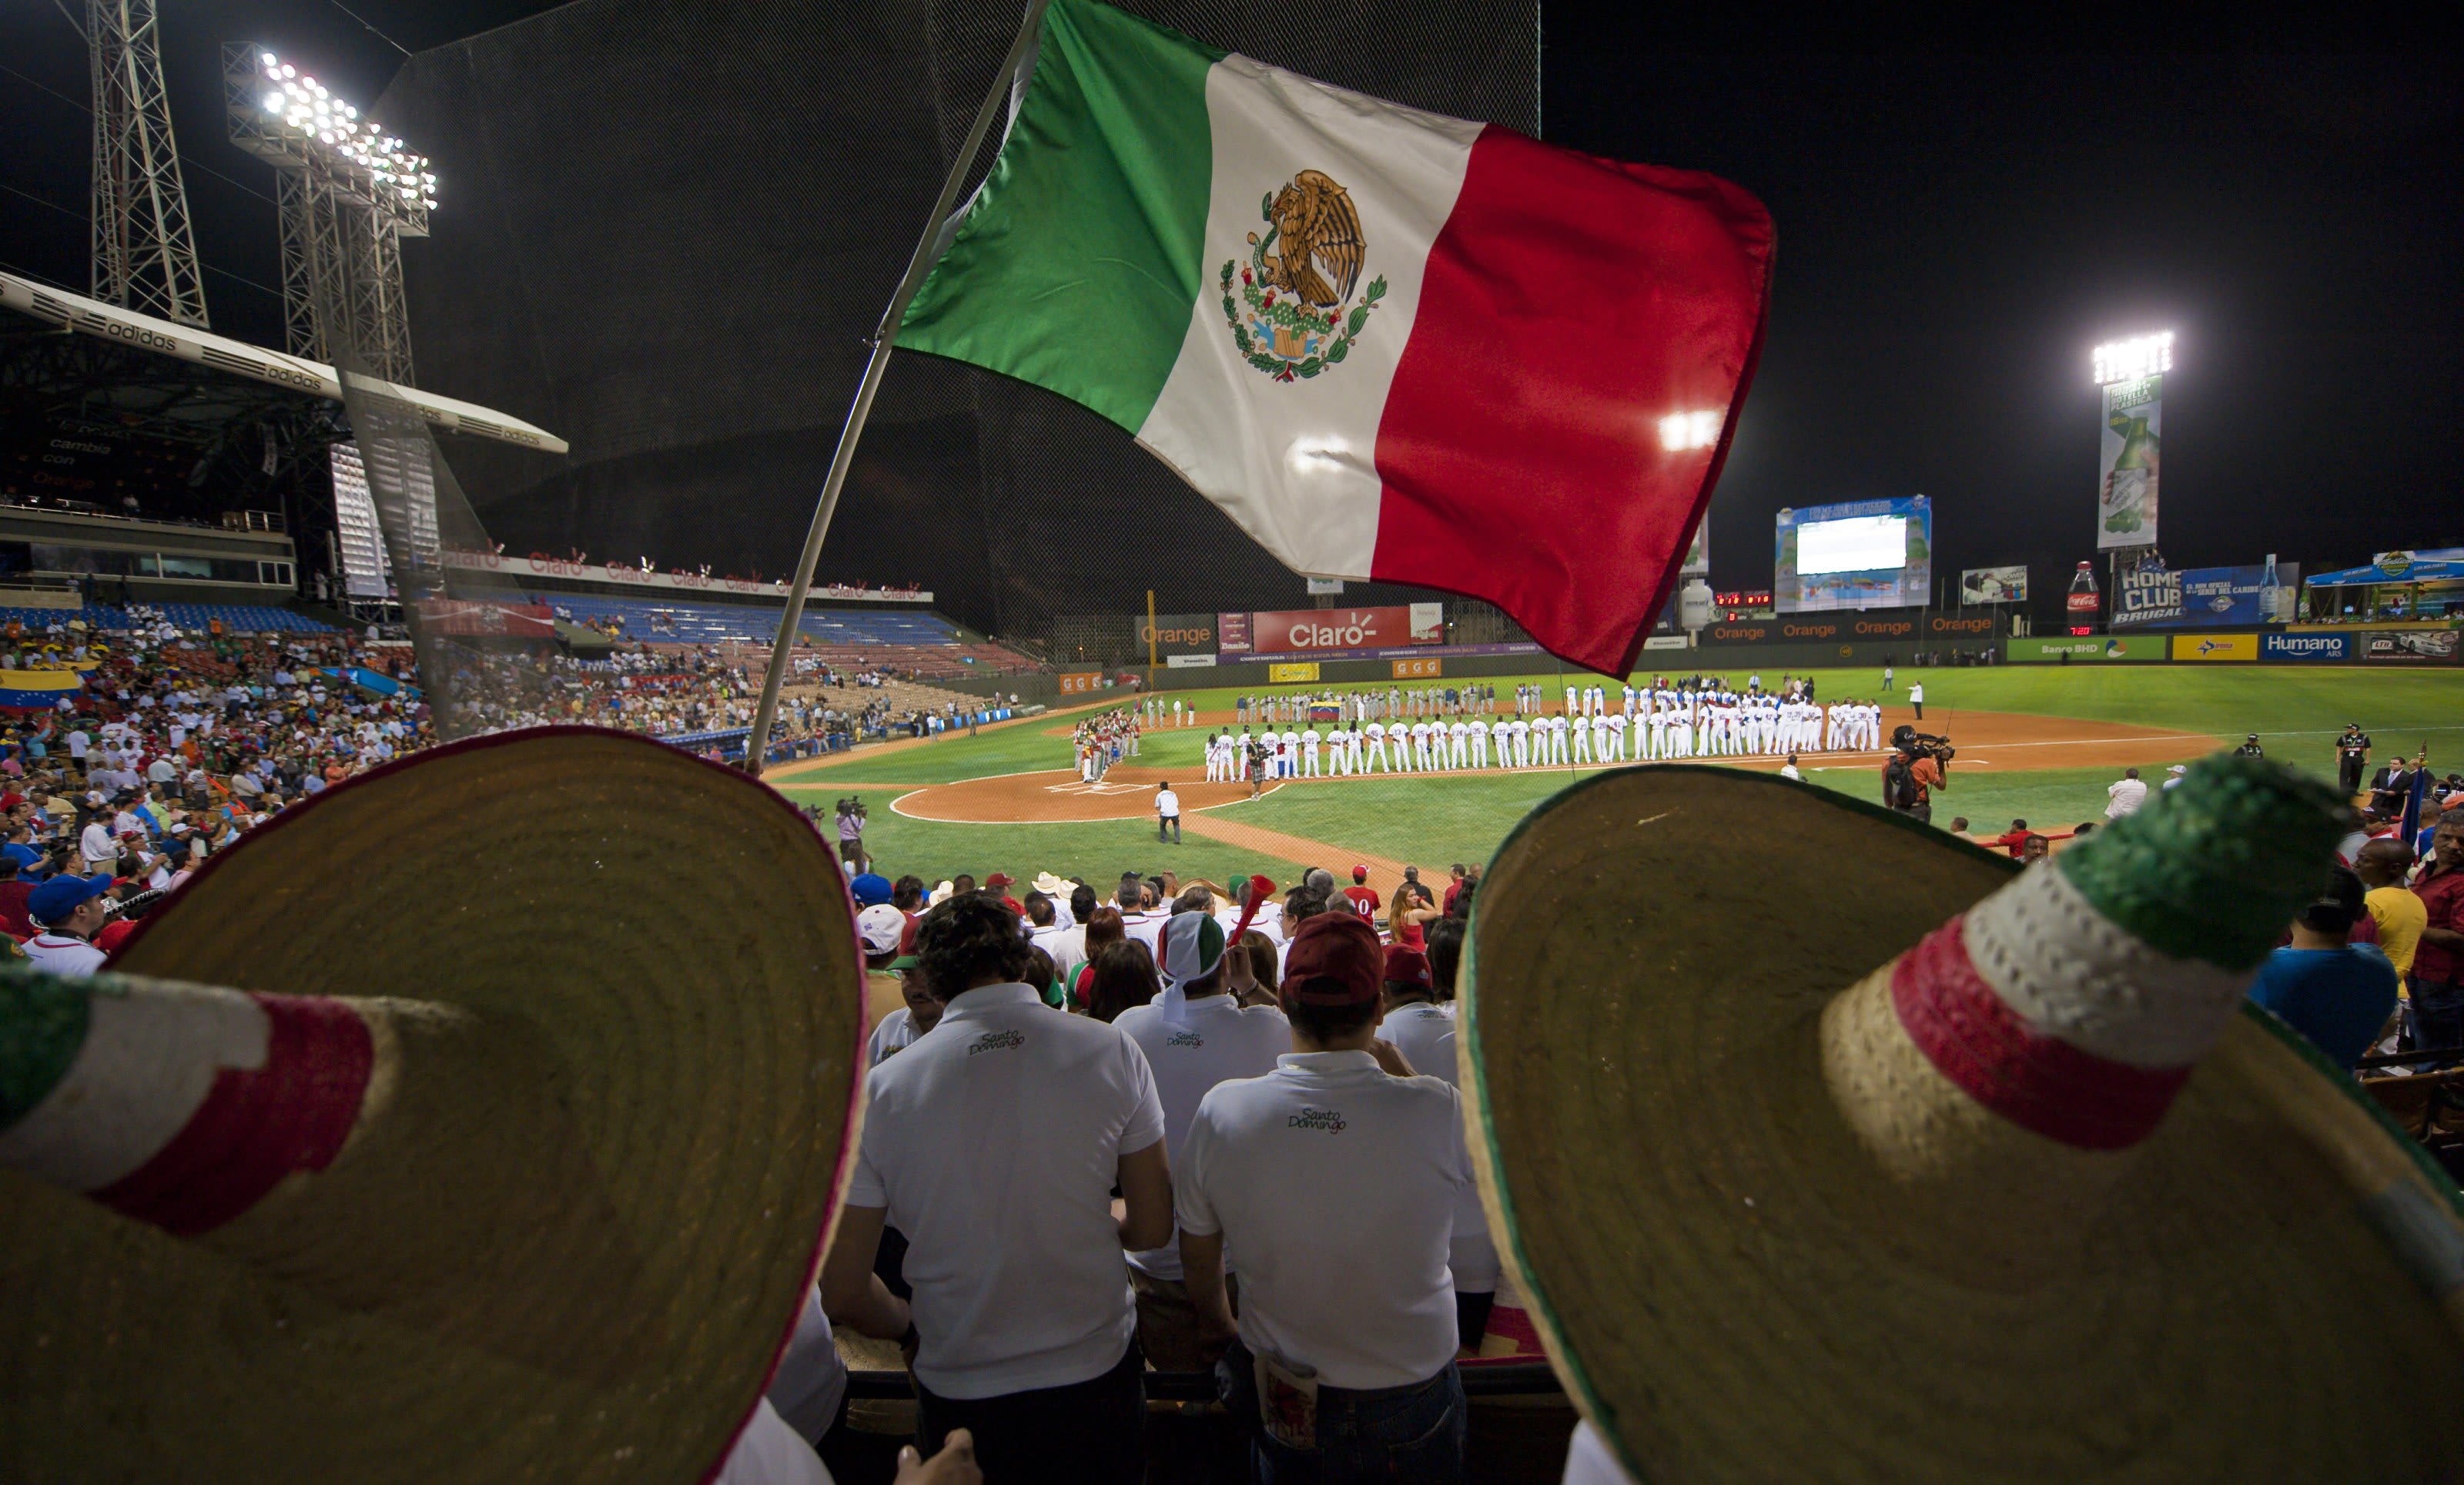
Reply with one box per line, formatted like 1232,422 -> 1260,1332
0,270 -> 567,454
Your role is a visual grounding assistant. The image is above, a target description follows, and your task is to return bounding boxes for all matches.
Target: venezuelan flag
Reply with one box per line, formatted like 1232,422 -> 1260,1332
0,669 -> 85,712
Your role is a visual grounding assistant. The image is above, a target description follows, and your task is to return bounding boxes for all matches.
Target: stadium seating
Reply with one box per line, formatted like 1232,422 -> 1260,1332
532,594 -> 1038,676
0,604 -> 336,634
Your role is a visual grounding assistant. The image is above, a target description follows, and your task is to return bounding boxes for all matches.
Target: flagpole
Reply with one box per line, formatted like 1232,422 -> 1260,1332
744,0 -> 1051,776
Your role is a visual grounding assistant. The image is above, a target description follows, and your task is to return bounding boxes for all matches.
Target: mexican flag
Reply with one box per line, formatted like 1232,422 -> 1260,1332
899,0 -> 1773,675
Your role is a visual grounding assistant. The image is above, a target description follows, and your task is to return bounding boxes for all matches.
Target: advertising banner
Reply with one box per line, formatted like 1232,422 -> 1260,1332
2097,374 -> 2161,549
1135,612 -> 1220,656
2359,629 -> 2460,664
1959,565 -> 2028,605
1304,577 -> 1345,595
1267,662 -> 1322,683
1392,656 -> 1443,679
1700,608 -> 1986,646
1164,653 -> 1217,669
1642,635 -> 1692,652
2112,563 -> 2302,629
1216,612 -> 1254,655
2007,635 -> 2164,663
2262,632 -> 2349,663
417,599 -> 556,638
1246,605 -> 1441,655
2171,633 -> 2258,662
1680,518 -> 1710,578
1773,496 -> 1931,613
1056,671 -> 1104,694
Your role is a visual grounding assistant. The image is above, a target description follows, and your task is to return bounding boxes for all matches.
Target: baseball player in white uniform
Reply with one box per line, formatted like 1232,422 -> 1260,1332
1274,728 -> 1295,778
1470,716 -> 1491,769
1447,718 -> 1469,769
1571,707 -> 1593,764
1363,720 -> 1389,773
1302,725 -> 1321,777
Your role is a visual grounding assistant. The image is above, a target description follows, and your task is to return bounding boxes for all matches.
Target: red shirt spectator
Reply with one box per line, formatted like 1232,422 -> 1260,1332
2411,839 -> 2464,985
1342,866 -> 1380,922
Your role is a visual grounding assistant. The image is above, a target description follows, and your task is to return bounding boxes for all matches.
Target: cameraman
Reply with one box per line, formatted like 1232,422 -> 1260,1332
835,796 -> 869,874
1882,730 -> 1947,824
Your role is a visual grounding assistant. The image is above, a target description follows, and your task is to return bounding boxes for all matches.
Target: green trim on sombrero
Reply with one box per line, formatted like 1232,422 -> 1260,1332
0,967 -> 91,1129
1458,765 -> 2019,1471
2055,755 -> 2346,971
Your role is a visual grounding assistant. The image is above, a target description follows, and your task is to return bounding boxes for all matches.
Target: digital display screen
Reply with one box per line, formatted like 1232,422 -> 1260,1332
1796,515 -> 1909,576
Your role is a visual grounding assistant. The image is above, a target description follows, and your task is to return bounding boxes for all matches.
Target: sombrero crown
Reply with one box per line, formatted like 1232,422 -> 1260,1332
1464,754 -> 2464,1482
1,729 -> 863,1483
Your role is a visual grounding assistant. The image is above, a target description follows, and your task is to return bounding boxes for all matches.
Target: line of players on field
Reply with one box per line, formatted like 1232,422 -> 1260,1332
1204,683 -> 1890,780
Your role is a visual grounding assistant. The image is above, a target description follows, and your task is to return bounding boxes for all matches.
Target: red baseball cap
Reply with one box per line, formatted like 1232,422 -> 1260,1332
1352,864 -> 1371,883
1282,913 -> 1384,1005
985,872 -> 1015,889
1382,945 -> 1432,996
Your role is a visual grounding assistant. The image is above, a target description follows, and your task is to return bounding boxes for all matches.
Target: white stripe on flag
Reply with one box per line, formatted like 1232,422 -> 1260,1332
1137,54 -> 1479,578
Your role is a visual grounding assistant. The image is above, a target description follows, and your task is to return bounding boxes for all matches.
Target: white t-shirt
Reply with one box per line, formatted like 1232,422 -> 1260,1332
25,934 -> 109,977
1113,994 -> 1292,1280
1155,789 -> 1181,818
1120,907 -> 1168,957
846,983 -> 1164,1400
765,1289 -> 850,1443
1562,1420 -> 1634,1485
712,1400 -> 830,1485
2105,777 -> 2148,818
1174,1050 -> 1469,1389
1381,1001 -> 1499,1294
79,821 -> 116,864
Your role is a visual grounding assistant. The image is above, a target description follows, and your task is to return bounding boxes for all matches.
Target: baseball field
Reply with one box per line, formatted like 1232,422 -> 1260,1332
765,665 -> 2464,900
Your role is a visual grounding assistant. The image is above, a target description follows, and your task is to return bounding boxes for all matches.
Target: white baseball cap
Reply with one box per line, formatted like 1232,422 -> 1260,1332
855,903 -> 907,957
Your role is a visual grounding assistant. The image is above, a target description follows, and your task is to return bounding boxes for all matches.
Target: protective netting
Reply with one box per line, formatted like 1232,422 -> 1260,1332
375,0 -> 1539,649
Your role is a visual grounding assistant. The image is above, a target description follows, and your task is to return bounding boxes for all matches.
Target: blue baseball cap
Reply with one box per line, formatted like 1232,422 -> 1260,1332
849,872 -> 893,907
28,873 -> 106,924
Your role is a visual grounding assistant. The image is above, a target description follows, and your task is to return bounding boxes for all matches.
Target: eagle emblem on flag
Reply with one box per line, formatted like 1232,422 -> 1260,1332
1220,169 -> 1384,383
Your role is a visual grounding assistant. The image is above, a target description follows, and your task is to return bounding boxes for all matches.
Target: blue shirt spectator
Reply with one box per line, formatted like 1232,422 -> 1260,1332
2248,946 -> 2398,1068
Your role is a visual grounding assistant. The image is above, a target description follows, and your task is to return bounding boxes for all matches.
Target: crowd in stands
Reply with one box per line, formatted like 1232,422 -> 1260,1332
817,850 -> 1497,1482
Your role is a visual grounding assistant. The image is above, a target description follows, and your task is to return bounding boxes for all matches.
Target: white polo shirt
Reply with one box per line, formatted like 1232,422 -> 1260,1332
1382,1002 -> 1499,1296
25,934 -> 109,977
865,1005 -> 925,1067
1113,994 -> 1292,1280
1120,907 -> 1168,956
1174,1050 -> 1469,1389
1155,789 -> 1181,819
846,983 -> 1164,1400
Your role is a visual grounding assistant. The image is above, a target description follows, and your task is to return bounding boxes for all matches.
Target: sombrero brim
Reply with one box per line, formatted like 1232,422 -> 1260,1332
1461,766 -> 2464,1482
2,727 -> 864,1483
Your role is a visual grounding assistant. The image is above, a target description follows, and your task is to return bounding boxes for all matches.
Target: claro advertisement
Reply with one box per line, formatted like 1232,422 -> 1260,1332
1221,604 -> 1444,655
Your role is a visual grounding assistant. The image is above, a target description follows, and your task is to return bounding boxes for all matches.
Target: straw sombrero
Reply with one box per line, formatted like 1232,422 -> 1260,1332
1,727 -> 864,1482
1461,757 -> 2464,1482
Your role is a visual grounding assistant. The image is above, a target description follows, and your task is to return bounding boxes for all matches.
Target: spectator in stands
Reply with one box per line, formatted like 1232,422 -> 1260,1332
23,875 -> 111,977
1341,865 -> 1381,924
2355,838 -> 2426,1001
822,893 -> 1169,1484
1114,913 -> 1291,1370
1379,936 -> 1497,1350
2406,817 -> 2464,1069
1071,907 -> 1126,1009
2246,866 -> 2399,1068
1177,913 -> 1473,1483
1083,940 -> 1163,1024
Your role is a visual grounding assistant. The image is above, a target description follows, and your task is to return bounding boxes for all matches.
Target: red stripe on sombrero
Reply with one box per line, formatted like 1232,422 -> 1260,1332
1890,918 -> 2191,1151
93,994 -> 373,1237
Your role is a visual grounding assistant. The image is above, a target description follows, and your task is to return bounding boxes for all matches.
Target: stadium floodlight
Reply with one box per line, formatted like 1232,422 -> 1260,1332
2092,331 -> 2173,387
236,49 -> 439,217
1658,410 -> 1724,452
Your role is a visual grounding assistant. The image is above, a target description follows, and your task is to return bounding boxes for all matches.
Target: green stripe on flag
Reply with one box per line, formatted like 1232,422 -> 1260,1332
2,967 -> 91,1131
897,0 -> 1222,432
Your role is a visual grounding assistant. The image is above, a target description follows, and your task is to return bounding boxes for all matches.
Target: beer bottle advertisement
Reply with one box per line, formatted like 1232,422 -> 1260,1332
2097,374 -> 2161,549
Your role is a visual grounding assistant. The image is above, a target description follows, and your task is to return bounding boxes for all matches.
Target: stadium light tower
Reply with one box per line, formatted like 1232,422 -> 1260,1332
2091,331 -> 2172,387
223,44 -> 438,383
84,0 -> 212,327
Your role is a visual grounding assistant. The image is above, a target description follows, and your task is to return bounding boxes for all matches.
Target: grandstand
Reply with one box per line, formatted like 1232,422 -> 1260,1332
0,602 -> 335,635
535,592 -> 1038,675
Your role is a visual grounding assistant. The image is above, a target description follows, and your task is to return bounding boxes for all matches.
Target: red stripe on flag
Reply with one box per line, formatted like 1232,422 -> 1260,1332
1368,126 -> 1773,677
1890,918 -> 2190,1151
94,994 -> 373,1237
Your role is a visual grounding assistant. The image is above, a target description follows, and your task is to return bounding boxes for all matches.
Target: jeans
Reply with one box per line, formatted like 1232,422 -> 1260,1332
1218,1337 -> 1467,1484
914,1341 -> 1144,1485
1160,814 -> 1181,843
2407,977 -> 2464,1071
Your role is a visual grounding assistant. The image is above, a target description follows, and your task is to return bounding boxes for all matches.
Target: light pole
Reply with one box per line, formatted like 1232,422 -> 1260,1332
2090,330 -> 2172,629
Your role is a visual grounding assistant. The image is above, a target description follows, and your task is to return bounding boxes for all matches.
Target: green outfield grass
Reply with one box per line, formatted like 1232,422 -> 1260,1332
767,665 -> 2463,884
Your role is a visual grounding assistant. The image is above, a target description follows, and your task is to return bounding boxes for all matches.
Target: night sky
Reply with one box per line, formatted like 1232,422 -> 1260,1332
6,4 -> 2457,604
